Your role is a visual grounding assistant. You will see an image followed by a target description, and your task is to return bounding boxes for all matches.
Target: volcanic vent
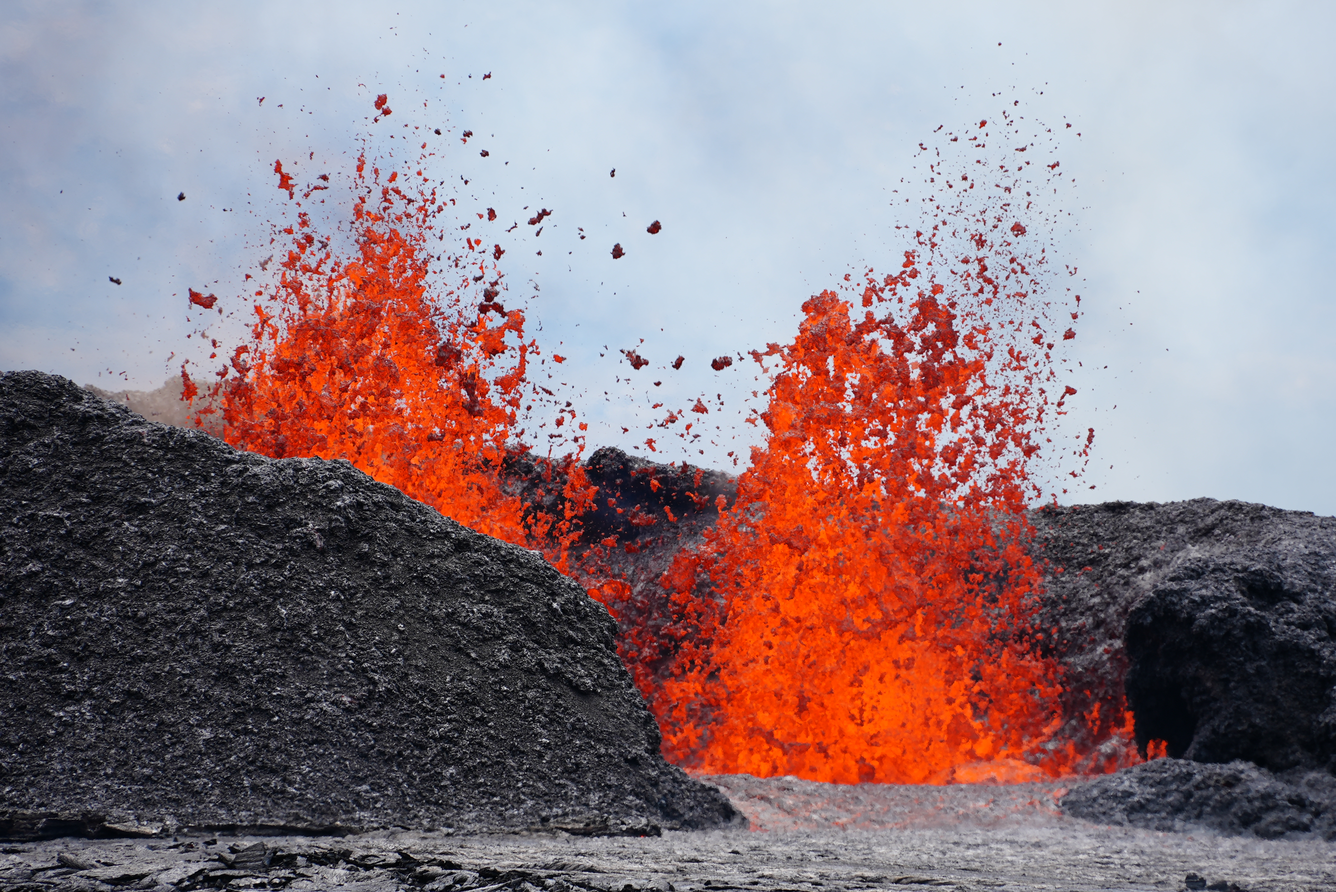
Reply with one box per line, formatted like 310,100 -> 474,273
0,371 -> 740,839
178,110 -> 1114,785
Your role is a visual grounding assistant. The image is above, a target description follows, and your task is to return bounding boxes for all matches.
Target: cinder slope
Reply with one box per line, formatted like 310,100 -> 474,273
0,371 -> 740,839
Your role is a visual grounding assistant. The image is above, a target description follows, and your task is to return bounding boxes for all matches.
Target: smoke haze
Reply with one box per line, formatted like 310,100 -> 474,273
2,1 -> 1334,513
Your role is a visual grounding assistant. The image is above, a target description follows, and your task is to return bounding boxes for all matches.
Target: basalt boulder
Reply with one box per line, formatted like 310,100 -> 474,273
1124,554 -> 1336,771
0,370 -> 741,840
1061,757 -> 1336,840
1031,500 -> 1336,772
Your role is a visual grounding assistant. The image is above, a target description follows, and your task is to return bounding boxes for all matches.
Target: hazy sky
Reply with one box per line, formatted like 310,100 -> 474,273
3,1 -> 1333,515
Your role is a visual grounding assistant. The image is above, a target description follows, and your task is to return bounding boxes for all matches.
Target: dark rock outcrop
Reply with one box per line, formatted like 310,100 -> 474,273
0,370 -> 741,839
1032,500 -> 1336,771
500,444 -> 735,615
1061,758 -> 1336,840
1125,556 -> 1336,770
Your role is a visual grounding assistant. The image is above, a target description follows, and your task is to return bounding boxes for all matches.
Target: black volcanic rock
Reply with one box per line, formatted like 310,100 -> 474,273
1061,758 -> 1336,839
30,368 -> 1336,841
0,370 -> 740,840
1031,500 -> 1336,771
495,445 -> 738,691
1125,555 -> 1336,770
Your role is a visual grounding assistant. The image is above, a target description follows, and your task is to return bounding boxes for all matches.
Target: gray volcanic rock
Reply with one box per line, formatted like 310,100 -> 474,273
1030,500 -> 1336,770
1061,758 -> 1336,840
495,445 -> 738,692
45,369 -> 1336,842
1125,555 -> 1336,770
0,370 -> 741,839
5,803 -> 1333,892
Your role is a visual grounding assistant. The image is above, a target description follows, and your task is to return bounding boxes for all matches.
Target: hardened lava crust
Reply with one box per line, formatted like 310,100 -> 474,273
0,370 -> 742,840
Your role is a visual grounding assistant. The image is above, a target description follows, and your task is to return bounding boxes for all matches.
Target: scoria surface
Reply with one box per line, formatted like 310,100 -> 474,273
2,777 -> 1332,892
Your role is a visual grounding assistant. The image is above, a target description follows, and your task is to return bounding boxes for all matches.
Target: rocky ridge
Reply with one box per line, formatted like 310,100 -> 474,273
0,370 -> 740,839
1030,501 -> 1336,771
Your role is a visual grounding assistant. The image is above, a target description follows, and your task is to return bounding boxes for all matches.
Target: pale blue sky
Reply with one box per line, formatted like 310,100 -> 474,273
3,1 -> 1333,514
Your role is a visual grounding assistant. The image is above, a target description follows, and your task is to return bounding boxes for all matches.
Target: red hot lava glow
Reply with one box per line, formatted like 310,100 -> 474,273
185,102 -> 1144,785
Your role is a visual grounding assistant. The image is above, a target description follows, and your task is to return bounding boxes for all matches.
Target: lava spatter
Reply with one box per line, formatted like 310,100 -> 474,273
189,126 -> 593,569
187,103 -> 1132,785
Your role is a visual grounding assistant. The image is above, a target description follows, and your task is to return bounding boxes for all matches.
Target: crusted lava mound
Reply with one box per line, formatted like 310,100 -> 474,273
572,447 -> 735,673
1125,556 -> 1336,771
1040,501 -> 1336,837
1061,758 -> 1336,840
1034,501 -> 1336,773
0,371 -> 741,840
576,446 -> 736,549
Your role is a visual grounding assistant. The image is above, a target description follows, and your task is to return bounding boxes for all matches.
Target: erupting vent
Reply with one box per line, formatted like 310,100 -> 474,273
185,105 -> 1137,784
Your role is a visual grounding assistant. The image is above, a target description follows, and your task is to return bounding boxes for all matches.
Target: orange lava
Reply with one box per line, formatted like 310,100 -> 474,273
190,140 -> 591,568
650,264 -> 1069,783
622,118 -> 1127,783
187,106 -> 1141,785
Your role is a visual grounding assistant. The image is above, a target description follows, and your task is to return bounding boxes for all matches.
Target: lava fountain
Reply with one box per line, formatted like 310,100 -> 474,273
652,253 -> 1084,784
186,104 -> 1136,784
188,142 -> 594,569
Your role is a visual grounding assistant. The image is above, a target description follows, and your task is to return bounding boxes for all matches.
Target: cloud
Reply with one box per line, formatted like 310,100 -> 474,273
1,0 -> 1333,512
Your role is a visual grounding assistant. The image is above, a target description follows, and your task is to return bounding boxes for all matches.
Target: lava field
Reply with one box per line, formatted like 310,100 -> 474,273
3,371 -> 1336,892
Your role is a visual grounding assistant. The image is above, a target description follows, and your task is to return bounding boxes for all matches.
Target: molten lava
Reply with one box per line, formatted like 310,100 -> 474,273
191,146 -> 592,568
652,260 -> 1072,783
187,104 -> 1139,785
602,119 -> 1128,783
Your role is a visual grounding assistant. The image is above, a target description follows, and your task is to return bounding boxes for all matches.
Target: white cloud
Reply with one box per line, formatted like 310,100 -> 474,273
2,0 -> 1333,513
